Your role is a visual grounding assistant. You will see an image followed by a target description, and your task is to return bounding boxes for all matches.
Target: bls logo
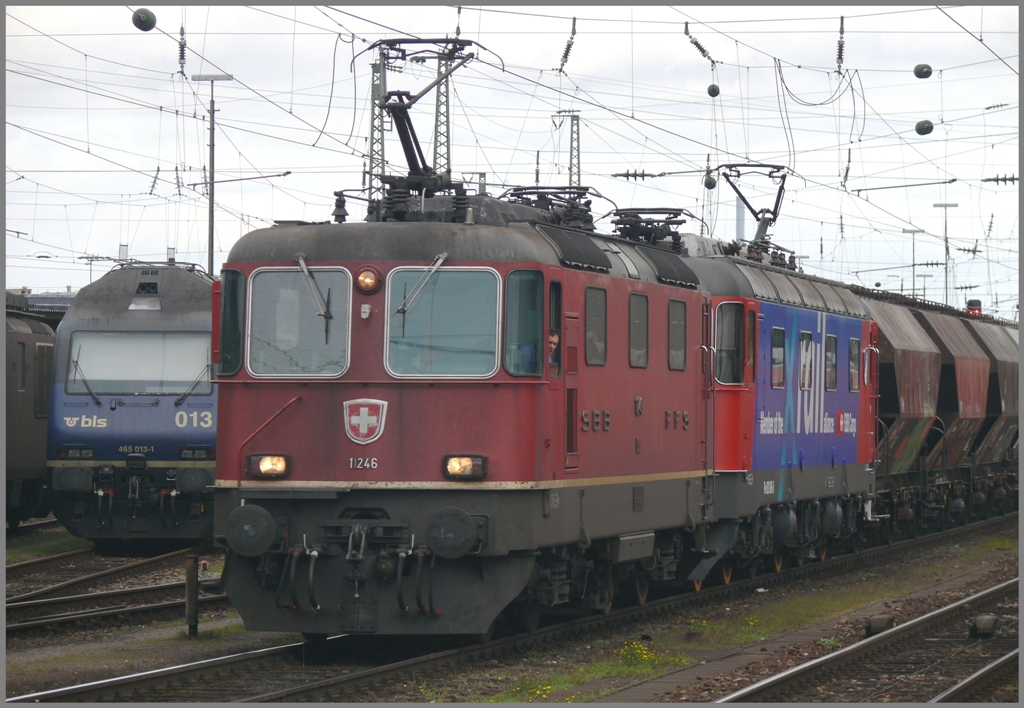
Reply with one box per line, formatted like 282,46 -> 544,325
63,415 -> 108,428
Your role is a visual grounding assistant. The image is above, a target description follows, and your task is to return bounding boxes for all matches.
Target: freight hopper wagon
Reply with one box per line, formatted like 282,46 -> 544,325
857,291 -> 1018,535
212,185 -> 883,640
47,263 -> 217,541
7,293 -> 55,527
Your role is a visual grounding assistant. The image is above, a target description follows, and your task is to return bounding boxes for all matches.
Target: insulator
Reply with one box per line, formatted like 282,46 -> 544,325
561,40 -> 573,66
178,27 -> 186,74
836,39 -> 844,68
690,37 -> 710,60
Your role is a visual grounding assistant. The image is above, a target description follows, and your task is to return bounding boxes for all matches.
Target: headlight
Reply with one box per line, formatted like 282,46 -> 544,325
356,266 -> 382,294
443,455 -> 486,480
248,454 -> 290,478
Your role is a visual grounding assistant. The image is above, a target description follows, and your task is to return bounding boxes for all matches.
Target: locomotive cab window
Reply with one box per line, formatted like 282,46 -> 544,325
668,299 -> 686,371
824,334 -> 838,392
67,332 -> 212,395
798,331 -> 813,391
771,327 -> 786,389
248,268 -> 351,377
386,267 -> 499,377
219,269 -> 244,376
715,302 -> 743,384
849,338 -> 861,392
629,293 -> 648,368
504,270 -> 544,377
746,309 -> 757,384
549,281 -> 562,377
585,287 -> 607,366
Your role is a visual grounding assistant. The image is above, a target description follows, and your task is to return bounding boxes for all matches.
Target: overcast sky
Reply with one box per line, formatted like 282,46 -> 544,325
6,5 -> 1019,318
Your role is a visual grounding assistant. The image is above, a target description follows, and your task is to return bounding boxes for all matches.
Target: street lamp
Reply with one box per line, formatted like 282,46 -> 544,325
193,73 -> 234,275
933,203 -> 957,305
916,273 -> 933,301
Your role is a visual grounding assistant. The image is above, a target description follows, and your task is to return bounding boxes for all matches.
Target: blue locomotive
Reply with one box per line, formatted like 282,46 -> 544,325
47,262 -> 216,542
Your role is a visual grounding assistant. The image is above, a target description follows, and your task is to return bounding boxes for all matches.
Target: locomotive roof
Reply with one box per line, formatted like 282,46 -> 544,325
227,221 -> 564,267
682,256 -> 869,318
59,264 -> 212,332
6,315 -> 54,336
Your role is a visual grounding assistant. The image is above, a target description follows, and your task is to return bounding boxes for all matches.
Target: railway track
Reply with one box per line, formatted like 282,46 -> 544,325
6,547 -> 199,602
6,579 -> 228,633
9,512 -> 1016,703
929,647 -> 1019,702
715,577 -> 1018,702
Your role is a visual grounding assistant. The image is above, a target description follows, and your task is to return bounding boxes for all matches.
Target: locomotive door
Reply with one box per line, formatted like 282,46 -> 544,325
701,298 -> 715,519
563,316 -> 579,471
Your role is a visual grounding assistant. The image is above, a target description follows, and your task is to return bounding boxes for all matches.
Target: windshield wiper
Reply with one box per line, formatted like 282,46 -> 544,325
71,351 -> 101,406
295,253 -> 332,344
397,252 -> 448,315
175,362 -> 213,406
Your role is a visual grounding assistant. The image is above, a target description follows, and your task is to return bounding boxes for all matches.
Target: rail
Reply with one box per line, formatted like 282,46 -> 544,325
715,577 -> 1019,702
10,513 -> 1016,703
928,648 -> 1019,703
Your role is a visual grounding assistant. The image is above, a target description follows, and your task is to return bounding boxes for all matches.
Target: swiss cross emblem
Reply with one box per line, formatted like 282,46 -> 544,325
344,399 -> 388,445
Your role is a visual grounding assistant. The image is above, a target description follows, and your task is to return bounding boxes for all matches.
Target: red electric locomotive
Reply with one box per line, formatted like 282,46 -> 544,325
212,43 -> 1014,640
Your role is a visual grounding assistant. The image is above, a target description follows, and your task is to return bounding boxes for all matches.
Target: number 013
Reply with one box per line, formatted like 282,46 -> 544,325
175,411 -> 213,428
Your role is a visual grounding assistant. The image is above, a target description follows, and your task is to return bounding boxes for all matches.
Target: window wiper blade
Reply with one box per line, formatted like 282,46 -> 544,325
295,253 -> 332,343
71,352 -> 101,406
397,252 -> 448,315
174,362 -> 213,407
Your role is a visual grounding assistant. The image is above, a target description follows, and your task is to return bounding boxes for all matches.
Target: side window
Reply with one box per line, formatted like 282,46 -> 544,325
799,331 -> 813,391
504,270 -> 544,376
849,337 -> 861,392
771,327 -> 785,389
825,334 -> 837,391
746,309 -> 757,384
585,287 -> 607,366
714,302 -> 744,384
628,293 -> 648,368
219,269 -> 244,376
35,343 -> 53,418
668,300 -> 686,371
549,281 -> 562,377
16,341 -> 26,391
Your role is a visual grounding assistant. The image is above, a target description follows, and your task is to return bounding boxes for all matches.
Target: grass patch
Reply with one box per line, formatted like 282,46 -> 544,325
6,531 -> 91,564
979,533 -> 1018,552
139,621 -> 251,643
480,641 -> 688,703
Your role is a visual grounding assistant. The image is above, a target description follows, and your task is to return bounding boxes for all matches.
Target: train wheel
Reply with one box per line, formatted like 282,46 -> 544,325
882,520 -> 893,545
513,601 -> 543,633
773,555 -> 785,573
722,567 -> 733,585
475,619 -> 497,644
745,562 -> 758,580
692,579 -> 702,592
630,576 -> 650,607
818,547 -> 827,562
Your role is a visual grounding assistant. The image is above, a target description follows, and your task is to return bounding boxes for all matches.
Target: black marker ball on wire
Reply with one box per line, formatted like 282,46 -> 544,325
133,8 -> 157,32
